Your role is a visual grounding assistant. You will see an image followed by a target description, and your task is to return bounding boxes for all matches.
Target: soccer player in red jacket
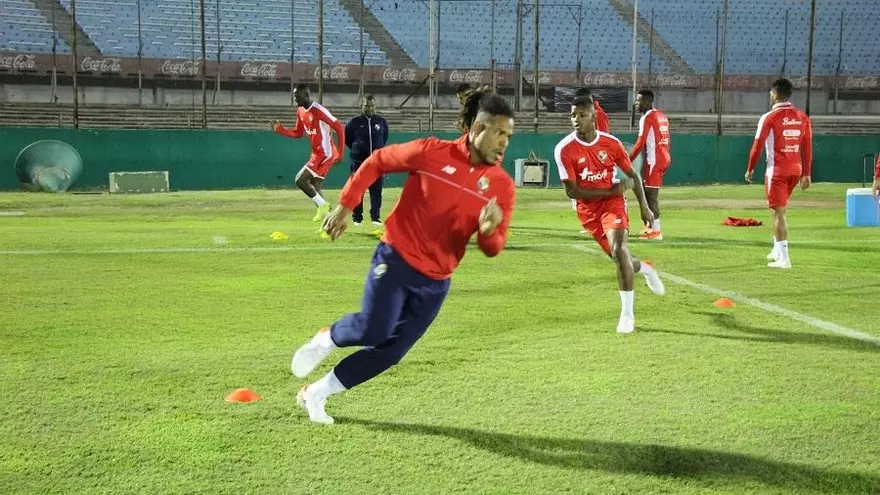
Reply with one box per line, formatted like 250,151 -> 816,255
289,92 -> 516,424
630,89 -> 671,240
272,84 -> 345,222
746,78 -> 813,269
555,93 -> 666,334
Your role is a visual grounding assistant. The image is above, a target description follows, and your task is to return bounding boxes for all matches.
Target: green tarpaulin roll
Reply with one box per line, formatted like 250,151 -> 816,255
15,140 -> 83,192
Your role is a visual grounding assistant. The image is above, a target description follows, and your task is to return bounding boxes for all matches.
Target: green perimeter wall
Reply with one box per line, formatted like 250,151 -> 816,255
1,127 -> 877,191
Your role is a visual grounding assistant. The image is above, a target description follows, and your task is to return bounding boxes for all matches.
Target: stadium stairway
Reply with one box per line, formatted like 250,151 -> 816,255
2,103 -> 880,135
337,0 -> 416,68
608,0 -> 693,74
31,0 -> 100,55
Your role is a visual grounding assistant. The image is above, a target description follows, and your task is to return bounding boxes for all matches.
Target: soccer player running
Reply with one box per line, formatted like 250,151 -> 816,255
746,78 -> 812,269
272,84 -> 345,223
290,91 -> 516,424
570,88 -> 610,215
344,94 -> 389,226
630,89 -> 671,240
555,93 -> 666,334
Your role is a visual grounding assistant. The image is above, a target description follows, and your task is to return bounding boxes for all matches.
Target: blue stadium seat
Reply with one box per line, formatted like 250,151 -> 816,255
52,0 -> 388,64
634,0 -> 880,74
1,0 -> 877,75
0,0 -> 70,54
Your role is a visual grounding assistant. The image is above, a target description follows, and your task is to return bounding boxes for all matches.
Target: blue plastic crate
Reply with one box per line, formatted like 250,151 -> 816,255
846,188 -> 880,227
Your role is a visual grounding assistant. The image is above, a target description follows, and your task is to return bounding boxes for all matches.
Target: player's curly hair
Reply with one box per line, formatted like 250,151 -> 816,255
457,86 -> 512,131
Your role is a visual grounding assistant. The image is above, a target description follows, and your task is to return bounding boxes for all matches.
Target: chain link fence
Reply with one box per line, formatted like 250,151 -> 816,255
0,0 -> 877,130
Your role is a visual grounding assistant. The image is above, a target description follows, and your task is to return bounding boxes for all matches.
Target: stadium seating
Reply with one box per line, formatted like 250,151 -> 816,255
1,0 -> 878,75
0,0 -> 70,53
53,0 -> 387,64
634,0 -> 880,74
369,0 -> 661,72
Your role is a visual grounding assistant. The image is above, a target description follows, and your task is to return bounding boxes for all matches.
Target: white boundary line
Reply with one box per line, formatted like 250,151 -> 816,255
571,243 -> 880,346
629,239 -> 880,246
1,239 -> 877,344
2,237 -> 879,256
0,242 -> 566,256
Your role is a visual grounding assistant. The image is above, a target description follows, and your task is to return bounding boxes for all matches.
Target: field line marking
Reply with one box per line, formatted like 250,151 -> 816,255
0,242 -> 566,256
570,244 -> 880,346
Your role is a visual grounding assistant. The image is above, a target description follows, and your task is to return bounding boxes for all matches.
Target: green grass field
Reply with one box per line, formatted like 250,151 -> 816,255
1,184 -> 878,495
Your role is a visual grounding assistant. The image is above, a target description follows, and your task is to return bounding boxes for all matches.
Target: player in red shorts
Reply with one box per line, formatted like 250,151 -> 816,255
569,88 -> 611,216
746,78 -> 812,269
630,89 -> 671,240
555,93 -> 665,334
273,84 -> 346,223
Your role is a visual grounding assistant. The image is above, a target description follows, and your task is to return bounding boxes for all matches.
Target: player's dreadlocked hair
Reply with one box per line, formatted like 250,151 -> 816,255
457,87 -> 512,132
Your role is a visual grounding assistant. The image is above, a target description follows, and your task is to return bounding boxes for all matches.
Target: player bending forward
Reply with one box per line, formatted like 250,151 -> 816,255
273,84 -> 345,223
555,93 -> 666,333
290,91 -> 516,424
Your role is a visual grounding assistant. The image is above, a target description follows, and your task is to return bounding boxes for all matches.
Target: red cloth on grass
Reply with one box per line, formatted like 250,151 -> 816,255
723,217 -> 763,227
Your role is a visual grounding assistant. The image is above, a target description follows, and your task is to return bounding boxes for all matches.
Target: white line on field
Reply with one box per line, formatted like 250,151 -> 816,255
571,243 -> 880,346
634,239 -> 880,246
0,237 -> 878,255
0,242 -> 566,256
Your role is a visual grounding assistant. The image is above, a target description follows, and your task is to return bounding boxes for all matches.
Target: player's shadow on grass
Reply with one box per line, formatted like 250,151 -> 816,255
644,311 -> 878,353
339,417 -> 879,494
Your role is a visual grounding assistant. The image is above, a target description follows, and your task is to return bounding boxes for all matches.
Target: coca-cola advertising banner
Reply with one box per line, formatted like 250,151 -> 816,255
1,51 -> 878,91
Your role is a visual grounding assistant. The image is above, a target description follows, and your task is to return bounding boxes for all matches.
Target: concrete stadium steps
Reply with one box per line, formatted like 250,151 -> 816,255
2,103 -> 879,135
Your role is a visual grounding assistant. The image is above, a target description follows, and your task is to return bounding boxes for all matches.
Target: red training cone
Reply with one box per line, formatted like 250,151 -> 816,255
713,298 -> 736,308
225,388 -> 261,403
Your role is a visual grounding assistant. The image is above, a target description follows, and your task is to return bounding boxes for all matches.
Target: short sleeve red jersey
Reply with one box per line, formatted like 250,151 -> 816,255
554,131 -> 633,207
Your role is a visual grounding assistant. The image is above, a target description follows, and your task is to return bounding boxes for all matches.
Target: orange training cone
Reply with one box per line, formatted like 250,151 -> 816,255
713,297 -> 736,308
225,388 -> 261,403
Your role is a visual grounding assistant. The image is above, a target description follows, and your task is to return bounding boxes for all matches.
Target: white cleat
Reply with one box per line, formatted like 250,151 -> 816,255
371,220 -> 383,226
641,262 -> 666,296
766,251 -> 780,261
291,328 -> 334,378
296,385 -> 334,425
616,314 -> 635,334
767,258 -> 792,269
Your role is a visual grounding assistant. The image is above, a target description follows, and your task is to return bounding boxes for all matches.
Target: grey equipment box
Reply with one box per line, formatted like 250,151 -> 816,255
109,171 -> 170,193
514,151 -> 550,187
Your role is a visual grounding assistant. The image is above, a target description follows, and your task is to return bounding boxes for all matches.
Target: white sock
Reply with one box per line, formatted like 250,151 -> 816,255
777,240 -> 789,261
652,219 -> 660,231
314,329 -> 337,349
619,290 -> 634,317
312,194 -> 327,207
311,370 -> 346,397
772,236 -> 779,254
571,198 -> 577,210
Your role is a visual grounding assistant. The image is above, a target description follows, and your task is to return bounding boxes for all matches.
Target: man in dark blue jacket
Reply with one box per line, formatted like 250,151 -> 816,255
345,94 -> 389,225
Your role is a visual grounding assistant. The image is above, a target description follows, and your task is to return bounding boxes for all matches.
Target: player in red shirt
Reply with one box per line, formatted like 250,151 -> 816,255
630,89 -> 671,240
570,88 -> 610,215
272,84 -> 346,223
289,92 -> 516,424
746,78 -> 813,269
555,94 -> 666,334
